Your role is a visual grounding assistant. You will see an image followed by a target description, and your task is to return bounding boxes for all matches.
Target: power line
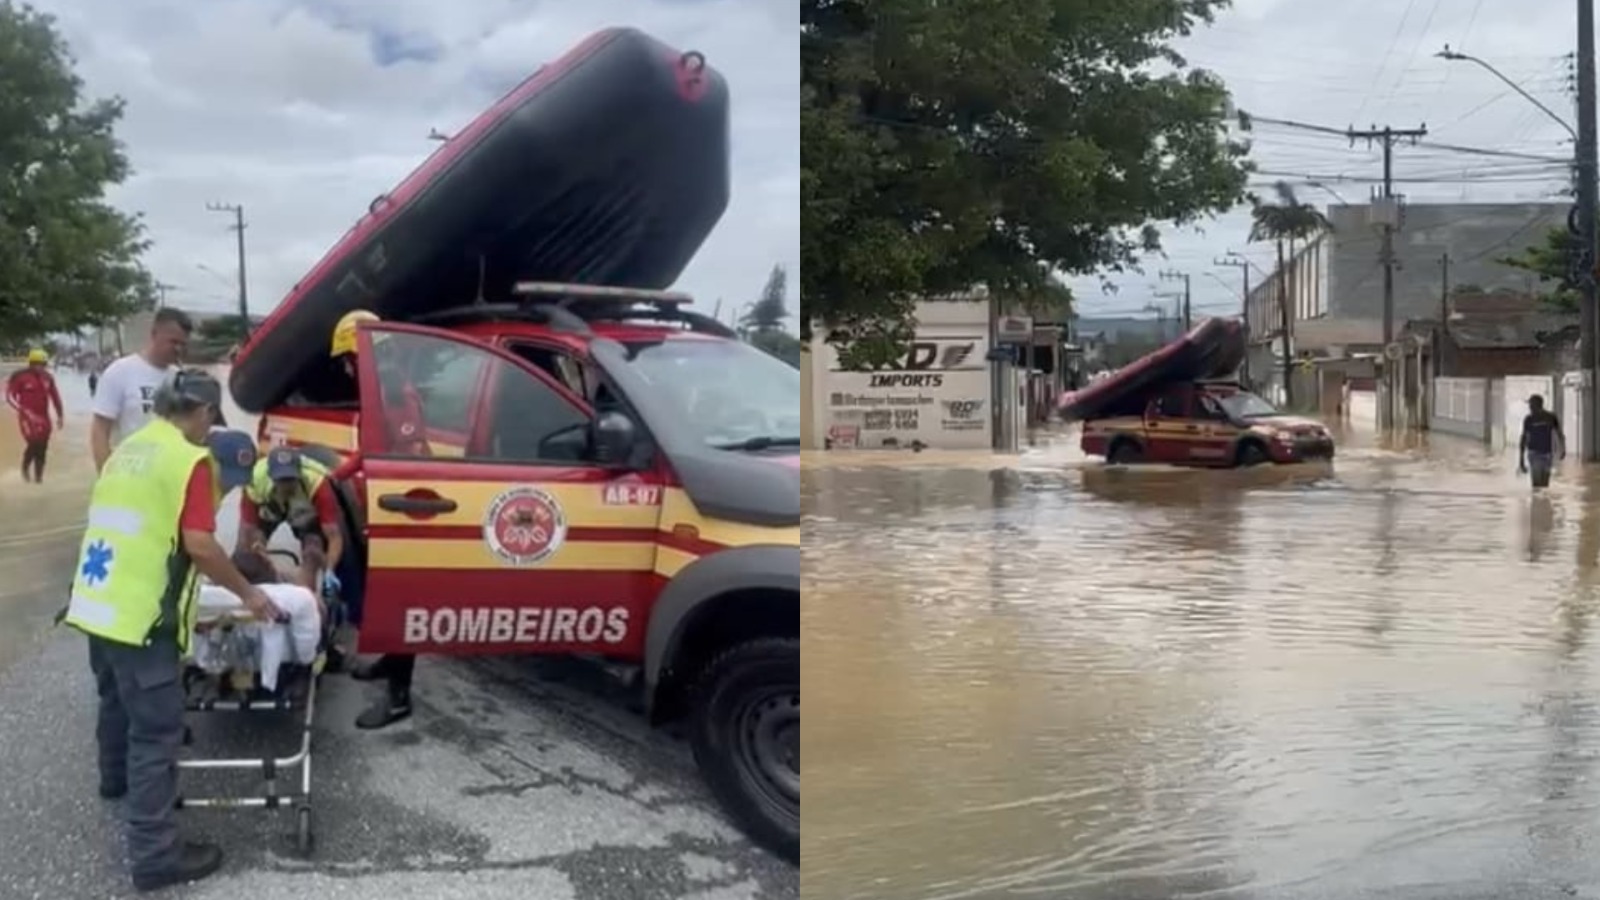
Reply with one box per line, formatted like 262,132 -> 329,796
1247,114 -> 1568,162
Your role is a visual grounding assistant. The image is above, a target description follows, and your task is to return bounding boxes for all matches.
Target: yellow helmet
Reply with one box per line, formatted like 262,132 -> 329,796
331,309 -> 380,358
26,348 -> 47,364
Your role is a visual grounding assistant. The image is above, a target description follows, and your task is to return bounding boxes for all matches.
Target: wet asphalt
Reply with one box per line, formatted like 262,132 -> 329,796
0,371 -> 795,900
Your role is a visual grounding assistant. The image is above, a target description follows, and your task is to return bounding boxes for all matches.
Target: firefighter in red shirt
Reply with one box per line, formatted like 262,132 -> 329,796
329,309 -> 427,728
331,310 -> 429,455
7,348 -> 65,483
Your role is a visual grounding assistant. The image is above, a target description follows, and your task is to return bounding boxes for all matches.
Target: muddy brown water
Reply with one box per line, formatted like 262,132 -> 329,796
803,394 -> 1600,898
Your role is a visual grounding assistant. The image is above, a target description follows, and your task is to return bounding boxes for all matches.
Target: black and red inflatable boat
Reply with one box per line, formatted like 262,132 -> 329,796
230,27 -> 730,412
1057,317 -> 1246,421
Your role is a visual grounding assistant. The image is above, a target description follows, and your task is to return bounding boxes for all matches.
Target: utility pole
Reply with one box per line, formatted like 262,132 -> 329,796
1214,256 -> 1251,381
1158,270 -> 1192,331
206,202 -> 250,336
1577,0 -> 1599,461
1436,253 -> 1450,377
152,281 -> 179,310
1348,124 -> 1428,430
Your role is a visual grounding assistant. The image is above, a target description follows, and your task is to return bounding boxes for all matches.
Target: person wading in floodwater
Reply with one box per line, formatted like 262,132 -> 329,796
1518,394 -> 1565,489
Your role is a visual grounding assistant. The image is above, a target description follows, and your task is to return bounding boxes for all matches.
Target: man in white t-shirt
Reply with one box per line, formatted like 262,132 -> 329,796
90,308 -> 194,473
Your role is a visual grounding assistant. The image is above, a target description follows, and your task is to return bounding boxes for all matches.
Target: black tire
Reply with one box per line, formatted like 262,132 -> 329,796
689,638 -> 799,864
1235,440 -> 1270,467
295,806 -> 314,856
1107,439 -> 1143,465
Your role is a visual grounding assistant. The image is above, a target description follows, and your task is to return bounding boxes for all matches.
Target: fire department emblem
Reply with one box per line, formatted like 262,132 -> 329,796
483,487 -> 567,566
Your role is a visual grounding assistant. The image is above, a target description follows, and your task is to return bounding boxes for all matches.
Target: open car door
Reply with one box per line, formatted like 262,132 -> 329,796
351,322 -> 667,658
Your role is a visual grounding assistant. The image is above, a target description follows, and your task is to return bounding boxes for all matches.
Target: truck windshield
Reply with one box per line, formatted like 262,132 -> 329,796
621,338 -> 801,450
1215,391 -> 1278,419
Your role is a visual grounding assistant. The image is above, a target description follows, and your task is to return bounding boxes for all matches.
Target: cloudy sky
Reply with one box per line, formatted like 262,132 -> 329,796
31,0 -> 796,326
1072,0 -> 1579,321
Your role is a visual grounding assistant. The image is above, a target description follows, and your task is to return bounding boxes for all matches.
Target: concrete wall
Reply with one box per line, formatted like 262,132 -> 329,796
1432,372 -> 1583,453
1431,376 -> 1493,442
1326,203 -> 1565,322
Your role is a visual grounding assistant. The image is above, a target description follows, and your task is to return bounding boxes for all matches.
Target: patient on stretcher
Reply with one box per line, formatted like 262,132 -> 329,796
191,550 -> 323,693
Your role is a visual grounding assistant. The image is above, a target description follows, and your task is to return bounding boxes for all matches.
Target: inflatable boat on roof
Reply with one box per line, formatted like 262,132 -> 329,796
1058,317 -> 1246,421
230,26 -> 731,412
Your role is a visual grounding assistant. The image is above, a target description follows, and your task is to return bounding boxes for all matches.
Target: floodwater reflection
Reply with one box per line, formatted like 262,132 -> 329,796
804,412 -> 1600,898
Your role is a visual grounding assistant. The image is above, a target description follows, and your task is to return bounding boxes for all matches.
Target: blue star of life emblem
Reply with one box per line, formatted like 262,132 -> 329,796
80,540 -> 114,587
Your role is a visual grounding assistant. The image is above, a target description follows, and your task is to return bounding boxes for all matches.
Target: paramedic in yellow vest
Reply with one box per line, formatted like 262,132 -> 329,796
62,368 -> 280,893
237,447 -> 345,591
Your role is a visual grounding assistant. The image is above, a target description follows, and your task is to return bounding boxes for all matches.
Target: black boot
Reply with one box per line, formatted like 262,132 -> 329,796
132,842 -> 223,892
355,685 -> 412,730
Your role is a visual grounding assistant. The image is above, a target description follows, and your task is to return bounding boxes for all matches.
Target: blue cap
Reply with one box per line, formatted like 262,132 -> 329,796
207,430 -> 258,493
265,447 -> 301,481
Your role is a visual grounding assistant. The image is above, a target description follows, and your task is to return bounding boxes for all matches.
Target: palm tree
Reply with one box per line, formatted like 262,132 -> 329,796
1248,181 -> 1332,408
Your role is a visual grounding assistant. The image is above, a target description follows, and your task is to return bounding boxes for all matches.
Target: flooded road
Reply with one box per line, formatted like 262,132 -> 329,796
803,395 -> 1600,899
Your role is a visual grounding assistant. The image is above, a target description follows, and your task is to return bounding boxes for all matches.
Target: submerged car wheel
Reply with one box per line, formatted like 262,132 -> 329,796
690,637 -> 799,863
1235,440 -> 1270,467
1107,439 -> 1143,465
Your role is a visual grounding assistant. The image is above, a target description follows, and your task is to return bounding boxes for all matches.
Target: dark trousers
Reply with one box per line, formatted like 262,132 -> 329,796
88,635 -> 185,877
21,437 -> 47,481
1529,450 -> 1554,488
377,654 -> 416,692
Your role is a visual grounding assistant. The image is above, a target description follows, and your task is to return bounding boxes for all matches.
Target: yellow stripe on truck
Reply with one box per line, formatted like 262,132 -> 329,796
653,545 -> 699,578
368,538 -> 658,570
659,491 -> 799,548
262,416 -> 464,457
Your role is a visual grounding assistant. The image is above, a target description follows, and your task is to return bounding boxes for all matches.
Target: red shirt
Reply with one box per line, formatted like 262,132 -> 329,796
7,368 -> 62,436
238,480 -> 341,531
385,383 -> 430,455
179,462 -> 217,532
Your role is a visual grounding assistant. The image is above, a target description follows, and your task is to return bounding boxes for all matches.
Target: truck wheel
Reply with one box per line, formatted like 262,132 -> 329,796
1236,440 -> 1269,467
1107,439 -> 1142,465
689,638 -> 799,863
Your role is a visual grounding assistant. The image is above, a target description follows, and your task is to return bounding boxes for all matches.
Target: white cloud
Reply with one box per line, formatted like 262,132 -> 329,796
1072,0 -> 1578,319
29,0 -> 796,323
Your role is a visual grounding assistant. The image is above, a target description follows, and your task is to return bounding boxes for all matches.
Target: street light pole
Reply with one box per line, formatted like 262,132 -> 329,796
1436,46 -> 1578,140
1440,40 -> 1594,459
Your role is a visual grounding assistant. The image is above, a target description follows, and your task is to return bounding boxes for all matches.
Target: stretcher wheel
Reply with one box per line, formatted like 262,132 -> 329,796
295,806 -> 314,855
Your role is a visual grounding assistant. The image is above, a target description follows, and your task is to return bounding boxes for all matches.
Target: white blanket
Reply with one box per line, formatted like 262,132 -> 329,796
193,583 -> 322,691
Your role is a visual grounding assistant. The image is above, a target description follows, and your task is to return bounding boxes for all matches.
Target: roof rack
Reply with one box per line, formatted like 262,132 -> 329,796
415,282 -> 738,340
511,281 -> 693,305
511,281 -> 734,338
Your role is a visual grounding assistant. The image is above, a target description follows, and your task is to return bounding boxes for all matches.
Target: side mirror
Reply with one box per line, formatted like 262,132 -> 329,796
592,411 -> 637,466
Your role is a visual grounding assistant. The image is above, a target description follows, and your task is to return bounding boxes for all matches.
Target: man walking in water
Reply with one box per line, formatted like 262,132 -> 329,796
7,349 -> 64,482
1519,394 -> 1565,489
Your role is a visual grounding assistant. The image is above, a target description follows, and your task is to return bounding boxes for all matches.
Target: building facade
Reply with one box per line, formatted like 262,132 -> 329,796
1245,201 -> 1568,404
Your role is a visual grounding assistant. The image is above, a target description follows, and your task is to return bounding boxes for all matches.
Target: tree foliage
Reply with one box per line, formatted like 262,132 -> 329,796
801,0 -> 1252,346
743,264 -> 790,332
197,313 -> 251,345
1495,227 -> 1579,313
1247,181 -> 1329,407
1247,181 -> 1330,248
741,263 -> 801,366
0,2 -> 155,341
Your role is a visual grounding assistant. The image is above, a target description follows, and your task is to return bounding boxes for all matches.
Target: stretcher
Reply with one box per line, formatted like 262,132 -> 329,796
176,549 -> 331,855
